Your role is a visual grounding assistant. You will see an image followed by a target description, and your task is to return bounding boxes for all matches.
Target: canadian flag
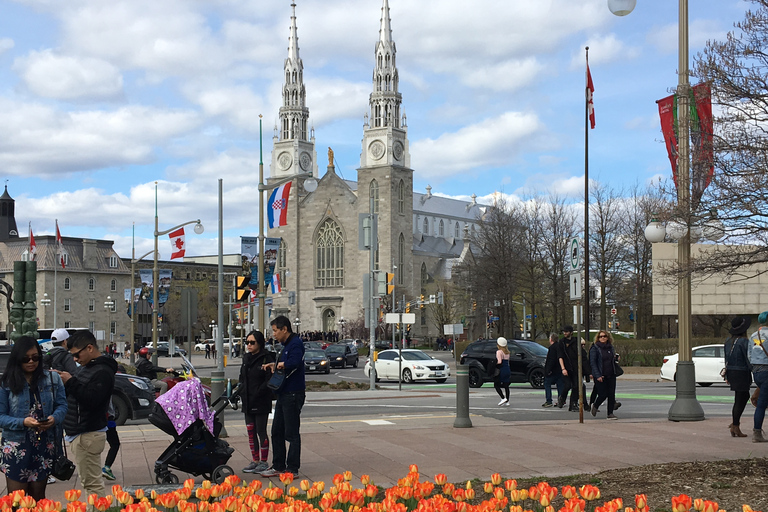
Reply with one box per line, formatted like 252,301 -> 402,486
587,63 -> 596,129
56,220 -> 66,269
168,227 -> 185,260
29,229 -> 36,261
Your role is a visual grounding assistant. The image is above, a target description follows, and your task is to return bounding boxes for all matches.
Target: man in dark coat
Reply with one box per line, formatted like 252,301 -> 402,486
556,326 -> 581,411
542,333 -> 563,407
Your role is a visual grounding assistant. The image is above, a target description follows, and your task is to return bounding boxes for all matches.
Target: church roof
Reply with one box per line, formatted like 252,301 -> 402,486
412,233 -> 465,259
413,192 -> 485,222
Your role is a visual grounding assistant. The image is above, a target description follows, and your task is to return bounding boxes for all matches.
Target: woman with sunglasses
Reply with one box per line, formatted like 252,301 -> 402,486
239,330 -> 275,473
0,336 -> 67,499
588,330 -> 619,420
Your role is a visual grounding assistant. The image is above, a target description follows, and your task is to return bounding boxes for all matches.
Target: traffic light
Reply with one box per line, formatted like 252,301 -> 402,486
405,305 -> 411,313
236,275 -> 250,301
419,294 -> 425,309
386,272 -> 395,294
472,300 -> 477,311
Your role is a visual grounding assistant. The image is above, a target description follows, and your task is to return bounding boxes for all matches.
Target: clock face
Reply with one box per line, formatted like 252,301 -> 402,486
393,141 -> 404,160
300,152 -> 312,171
278,152 -> 293,170
369,140 -> 385,160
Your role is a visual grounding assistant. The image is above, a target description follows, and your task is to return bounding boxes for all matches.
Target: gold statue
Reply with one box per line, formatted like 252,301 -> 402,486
328,147 -> 334,166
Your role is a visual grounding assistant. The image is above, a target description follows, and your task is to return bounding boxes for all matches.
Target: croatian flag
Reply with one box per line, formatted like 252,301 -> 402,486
168,227 -> 185,260
267,182 -> 292,229
271,273 -> 282,294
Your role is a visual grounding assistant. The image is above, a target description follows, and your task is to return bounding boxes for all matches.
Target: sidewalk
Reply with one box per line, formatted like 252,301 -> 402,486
32,388 -> 759,504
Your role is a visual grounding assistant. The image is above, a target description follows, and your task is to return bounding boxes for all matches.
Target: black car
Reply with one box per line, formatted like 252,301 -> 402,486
304,349 -> 330,374
374,339 -> 393,350
150,342 -> 187,357
325,343 -> 358,368
460,339 -> 547,389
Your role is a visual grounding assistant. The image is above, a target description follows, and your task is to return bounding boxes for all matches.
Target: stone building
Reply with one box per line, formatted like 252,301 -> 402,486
266,1 -> 484,340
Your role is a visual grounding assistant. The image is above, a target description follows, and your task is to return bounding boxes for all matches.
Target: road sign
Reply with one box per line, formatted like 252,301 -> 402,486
569,271 -> 581,300
570,237 -> 581,271
611,307 -> 617,316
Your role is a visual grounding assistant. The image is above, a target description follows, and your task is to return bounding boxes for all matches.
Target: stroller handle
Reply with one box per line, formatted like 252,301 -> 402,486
211,383 -> 242,416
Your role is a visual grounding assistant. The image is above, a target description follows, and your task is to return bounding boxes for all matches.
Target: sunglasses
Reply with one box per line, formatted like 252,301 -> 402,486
70,344 -> 91,360
246,339 -> 257,345
598,334 -> 609,338
20,354 -> 40,364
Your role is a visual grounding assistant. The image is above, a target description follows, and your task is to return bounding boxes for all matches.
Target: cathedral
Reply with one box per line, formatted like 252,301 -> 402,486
267,1 -> 486,340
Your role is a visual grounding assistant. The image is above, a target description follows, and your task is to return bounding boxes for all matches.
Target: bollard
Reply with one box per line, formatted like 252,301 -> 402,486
210,370 -> 228,437
454,364 -> 472,428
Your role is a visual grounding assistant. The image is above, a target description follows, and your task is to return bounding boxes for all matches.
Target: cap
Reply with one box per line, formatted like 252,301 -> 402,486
497,337 -> 507,347
50,328 -> 70,344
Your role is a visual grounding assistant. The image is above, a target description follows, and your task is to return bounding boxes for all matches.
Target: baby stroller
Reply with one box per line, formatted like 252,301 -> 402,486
149,379 -> 241,484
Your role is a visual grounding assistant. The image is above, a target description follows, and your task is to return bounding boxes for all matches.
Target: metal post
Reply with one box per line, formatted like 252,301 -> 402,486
258,116 -> 266,334
369,195 -> 376,391
152,183 -> 159,366
454,364 -> 472,428
212,178 -> 227,437
576,300 -> 584,423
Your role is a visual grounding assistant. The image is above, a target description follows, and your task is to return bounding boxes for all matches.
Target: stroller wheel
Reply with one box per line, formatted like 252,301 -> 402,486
212,465 -> 235,484
161,473 -> 179,484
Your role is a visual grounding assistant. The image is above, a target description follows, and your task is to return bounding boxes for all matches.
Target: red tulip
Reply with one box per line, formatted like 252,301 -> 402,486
671,494 -> 693,512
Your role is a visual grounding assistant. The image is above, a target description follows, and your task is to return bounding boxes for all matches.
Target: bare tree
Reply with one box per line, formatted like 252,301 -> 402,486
511,197 -> 548,340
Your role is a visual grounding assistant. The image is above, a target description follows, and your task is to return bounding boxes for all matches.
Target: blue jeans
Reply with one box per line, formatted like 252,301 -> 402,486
271,391 -> 305,472
543,374 -> 563,404
754,371 -> 768,430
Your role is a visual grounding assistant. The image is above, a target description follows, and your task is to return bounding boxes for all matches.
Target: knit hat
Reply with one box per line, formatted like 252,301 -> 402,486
759,311 -> 768,325
497,337 -> 508,347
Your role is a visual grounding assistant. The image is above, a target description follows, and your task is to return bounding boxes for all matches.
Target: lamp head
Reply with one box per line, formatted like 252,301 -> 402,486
303,177 -> 318,193
644,219 -> 666,243
194,222 -> 205,235
607,0 -> 636,16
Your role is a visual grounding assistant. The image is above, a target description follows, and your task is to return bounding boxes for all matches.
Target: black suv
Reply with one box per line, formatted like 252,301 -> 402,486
324,343 -> 359,368
460,339 -> 547,388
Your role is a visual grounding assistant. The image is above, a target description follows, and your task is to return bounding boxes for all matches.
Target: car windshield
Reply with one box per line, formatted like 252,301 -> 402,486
325,346 -> 344,354
400,351 -> 432,361
306,350 -> 325,358
517,341 -> 548,357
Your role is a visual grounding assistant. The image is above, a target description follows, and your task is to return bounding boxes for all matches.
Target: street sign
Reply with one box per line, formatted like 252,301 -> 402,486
570,237 -> 581,271
611,307 -> 617,315
569,271 -> 581,300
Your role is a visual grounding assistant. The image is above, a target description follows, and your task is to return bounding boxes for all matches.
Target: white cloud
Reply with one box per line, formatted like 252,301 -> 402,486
412,111 -> 545,177
0,38 -> 14,55
307,78 -> 369,125
570,33 -> 641,69
183,84 -> 266,132
0,100 -> 200,175
647,19 -> 727,54
14,50 -> 123,100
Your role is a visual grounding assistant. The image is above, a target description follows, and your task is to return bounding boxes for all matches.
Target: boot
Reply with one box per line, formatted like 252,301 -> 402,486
753,429 -> 768,443
730,424 -> 748,438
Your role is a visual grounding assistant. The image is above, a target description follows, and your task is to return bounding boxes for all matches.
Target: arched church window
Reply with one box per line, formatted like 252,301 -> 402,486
439,220 -> 444,237
398,180 -> 405,214
455,222 -> 460,238
278,240 -> 288,289
64,277 -> 70,290
316,219 -> 344,288
398,233 -> 405,285
423,217 -> 429,235
369,180 -> 379,214
421,262 -> 427,289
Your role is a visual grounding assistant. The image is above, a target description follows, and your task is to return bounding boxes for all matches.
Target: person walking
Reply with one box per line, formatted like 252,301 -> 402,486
723,316 -> 752,437
556,326 -> 580,411
494,337 -> 511,406
0,336 -> 68,500
589,330 -> 619,420
43,328 -> 78,374
205,343 -> 211,359
542,333 -> 563,407
58,331 -> 117,500
749,312 -> 768,442
240,330 -> 275,473
261,316 -> 306,478
101,399 -> 121,480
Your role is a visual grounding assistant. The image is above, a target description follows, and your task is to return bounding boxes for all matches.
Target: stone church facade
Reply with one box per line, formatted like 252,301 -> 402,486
267,1 -> 485,340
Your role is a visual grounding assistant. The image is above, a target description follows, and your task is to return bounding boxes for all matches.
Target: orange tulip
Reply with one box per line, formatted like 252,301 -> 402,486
540,495 -> 551,507
465,488 -> 475,500
528,486 -> 541,501
360,475 -> 371,486
743,507 -> 754,512
493,488 -> 505,500
672,494 -> 693,512
409,464 -> 419,474
280,473 -> 295,486
579,485 -> 600,501
489,473 -> 502,486
484,483 -> 494,494
504,480 -> 517,491
66,502 -> 86,512
17,496 -> 35,510
443,484 -> 455,496
198,502 -> 210,512
433,474 -> 447,486
635,495 -> 648,510
64,491 -> 82,503
702,501 -> 719,512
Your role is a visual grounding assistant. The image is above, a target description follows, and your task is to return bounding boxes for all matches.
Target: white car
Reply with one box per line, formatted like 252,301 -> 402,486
364,349 -> 450,383
659,344 -> 725,386
194,340 -> 231,351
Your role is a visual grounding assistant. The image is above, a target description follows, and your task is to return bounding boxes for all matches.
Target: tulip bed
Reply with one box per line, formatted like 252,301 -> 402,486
0,465 -> 762,512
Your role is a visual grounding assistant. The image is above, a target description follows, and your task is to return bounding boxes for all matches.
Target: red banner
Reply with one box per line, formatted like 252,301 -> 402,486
691,83 -> 714,209
657,94 -> 679,186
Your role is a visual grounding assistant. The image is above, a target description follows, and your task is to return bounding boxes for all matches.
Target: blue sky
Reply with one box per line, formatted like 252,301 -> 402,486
0,0 -> 745,260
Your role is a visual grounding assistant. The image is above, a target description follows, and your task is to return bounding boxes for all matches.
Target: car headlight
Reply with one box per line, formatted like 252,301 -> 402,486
412,364 -> 425,370
336,357 -> 343,361
127,377 -> 150,391
320,361 -> 327,365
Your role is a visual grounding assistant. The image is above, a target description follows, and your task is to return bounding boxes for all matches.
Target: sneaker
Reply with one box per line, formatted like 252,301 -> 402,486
102,466 -> 115,480
556,399 -> 565,409
541,402 -> 553,408
607,414 -> 618,420
503,400 -> 511,406
498,398 -> 508,406
243,461 -> 259,473
614,401 -> 622,410
47,475 -> 56,484
254,461 -> 269,472
260,467 -> 284,477
591,404 -> 598,417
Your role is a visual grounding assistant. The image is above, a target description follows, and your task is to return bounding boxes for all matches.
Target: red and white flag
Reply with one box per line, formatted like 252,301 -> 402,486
29,228 -> 36,261
587,64 -> 596,129
56,220 -> 66,268
168,227 -> 185,260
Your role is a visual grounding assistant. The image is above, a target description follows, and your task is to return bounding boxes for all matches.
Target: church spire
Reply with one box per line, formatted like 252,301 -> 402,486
288,2 -> 300,64
278,2 -> 309,143
379,0 -> 393,44
369,0 -> 400,129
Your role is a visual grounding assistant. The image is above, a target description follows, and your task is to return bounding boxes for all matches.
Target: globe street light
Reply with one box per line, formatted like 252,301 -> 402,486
40,293 -> 51,329
293,317 -> 301,332
104,295 -> 115,345
338,316 -> 347,338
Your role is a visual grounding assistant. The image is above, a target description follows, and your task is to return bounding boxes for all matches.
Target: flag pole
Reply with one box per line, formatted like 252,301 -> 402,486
54,220 -> 58,328
582,46 -> 591,409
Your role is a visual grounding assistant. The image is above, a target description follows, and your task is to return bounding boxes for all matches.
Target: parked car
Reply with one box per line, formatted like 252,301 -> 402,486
193,340 -> 231,352
460,339 -> 547,389
341,339 -> 364,349
149,341 -> 187,357
304,341 -> 324,351
374,339 -> 393,350
364,349 -> 450,383
660,344 -> 725,386
325,343 -> 359,368
304,350 -> 331,374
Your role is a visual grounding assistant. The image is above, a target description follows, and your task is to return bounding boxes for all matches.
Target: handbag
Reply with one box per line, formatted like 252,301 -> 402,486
613,359 -> 624,377
49,373 -> 76,481
266,348 -> 297,391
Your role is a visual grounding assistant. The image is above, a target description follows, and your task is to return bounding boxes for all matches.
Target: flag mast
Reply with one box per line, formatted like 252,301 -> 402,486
54,220 -> 58,328
584,46 -> 592,344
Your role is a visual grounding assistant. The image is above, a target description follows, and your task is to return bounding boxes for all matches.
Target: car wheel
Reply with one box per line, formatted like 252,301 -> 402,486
528,368 -> 545,389
402,368 -> 413,383
342,359 -> 347,369
698,382 -> 713,387
111,394 -> 130,426
468,368 -> 482,388
435,378 -> 447,383
353,358 -> 358,368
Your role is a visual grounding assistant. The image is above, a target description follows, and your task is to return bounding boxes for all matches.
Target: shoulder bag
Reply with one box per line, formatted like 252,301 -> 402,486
49,373 -> 76,481
721,336 -> 739,379
613,353 -> 624,377
267,348 -> 297,391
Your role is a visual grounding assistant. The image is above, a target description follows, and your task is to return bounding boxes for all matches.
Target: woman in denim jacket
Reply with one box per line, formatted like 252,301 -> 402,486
0,337 -> 68,499
724,316 -> 752,438
749,312 -> 768,442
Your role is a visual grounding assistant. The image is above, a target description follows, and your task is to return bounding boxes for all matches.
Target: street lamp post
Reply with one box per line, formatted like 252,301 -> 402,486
293,317 -> 301,333
338,316 -> 346,338
104,296 -> 115,346
614,0 -> 704,420
40,293 -> 51,329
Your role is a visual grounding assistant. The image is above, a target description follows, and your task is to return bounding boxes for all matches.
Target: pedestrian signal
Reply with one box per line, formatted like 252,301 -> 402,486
236,275 -> 250,301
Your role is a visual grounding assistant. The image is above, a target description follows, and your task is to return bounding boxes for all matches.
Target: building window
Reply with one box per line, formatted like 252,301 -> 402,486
398,180 -> 405,214
61,253 -> 69,266
455,222 -> 460,238
196,272 -> 201,279
64,321 -> 71,329
110,279 -> 117,292
89,299 -> 95,312
421,263 -> 428,289
89,321 -> 94,332
369,180 -> 379,214
64,299 -> 71,312
439,220 -> 444,237
397,233 -> 405,284
88,277 -> 95,291
423,217 -> 429,234
277,240 -> 288,288
110,321 -> 116,335
109,255 -> 118,268
64,277 -> 70,290
202,273 -> 207,279
21,250 -> 28,262
186,272 -> 191,279
316,219 -> 344,288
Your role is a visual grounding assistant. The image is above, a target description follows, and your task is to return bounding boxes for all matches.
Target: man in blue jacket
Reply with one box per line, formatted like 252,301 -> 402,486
261,315 -> 305,478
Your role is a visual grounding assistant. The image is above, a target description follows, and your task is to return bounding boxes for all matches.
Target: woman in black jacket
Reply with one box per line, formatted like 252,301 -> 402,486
724,316 -> 752,438
239,330 -> 275,473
